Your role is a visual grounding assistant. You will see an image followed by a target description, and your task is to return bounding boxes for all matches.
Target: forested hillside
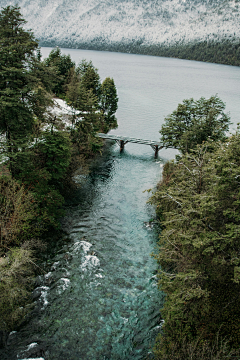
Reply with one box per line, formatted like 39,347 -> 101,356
0,5 -> 118,342
1,0 -> 240,65
150,96 -> 240,359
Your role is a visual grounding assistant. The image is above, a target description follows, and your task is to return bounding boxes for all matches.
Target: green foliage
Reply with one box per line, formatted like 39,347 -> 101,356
65,68 -> 103,154
153,331 -> 240,359
100,77 -> 118,132
30,131 -> 71,228
31,50 -> 58,95
71,113 -> 102,156
65,61 -> 118,151
0,175 -> 38,249
144,39 -> 240,67
34,130 -> 72,185
160,95 -> 230,153
32,180 -> 65,230
66,67 -> 99,113
65,67 -> 82,109
16,130 -> 72,230
0,174 -> 41,333
0,6 -> 119,336
44,47 -> 75,96
150,136 -> 240,356
80,39 -> 240,67
0,246 -> 34,332
76,59 -> 101,99
0,6 -> 51,176
0,5 -> 37,143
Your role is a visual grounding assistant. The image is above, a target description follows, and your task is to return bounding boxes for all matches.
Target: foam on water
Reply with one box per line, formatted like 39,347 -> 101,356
80,255 -> 100,272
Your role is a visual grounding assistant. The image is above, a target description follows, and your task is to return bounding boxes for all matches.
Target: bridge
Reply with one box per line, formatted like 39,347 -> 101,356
97,133 -> 163,156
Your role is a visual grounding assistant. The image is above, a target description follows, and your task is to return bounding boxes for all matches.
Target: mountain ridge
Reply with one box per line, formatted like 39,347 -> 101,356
1,0 -> 240,64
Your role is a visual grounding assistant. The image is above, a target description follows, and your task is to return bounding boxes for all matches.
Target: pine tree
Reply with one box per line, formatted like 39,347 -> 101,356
0,6 -> 44,175
44,47 -> 75,96
100,77 -> 118,132
76,59 -> 101,100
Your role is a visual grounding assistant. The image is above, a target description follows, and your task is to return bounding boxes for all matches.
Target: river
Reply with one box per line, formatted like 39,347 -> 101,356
3,49 -> 240,360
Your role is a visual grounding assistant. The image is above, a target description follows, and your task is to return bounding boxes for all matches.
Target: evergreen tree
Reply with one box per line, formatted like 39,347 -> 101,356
0,6 -> 48,175
31,48 -> 58,94
66,61 -> 118,136
76,59 -> 101,100
44,47 -> 75,96
65,66 -> 102,153
100,77 -> 118,132
66,67 -> 99,113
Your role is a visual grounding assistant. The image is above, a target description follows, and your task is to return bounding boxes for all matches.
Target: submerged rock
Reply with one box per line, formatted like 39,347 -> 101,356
17,342 -> 46,359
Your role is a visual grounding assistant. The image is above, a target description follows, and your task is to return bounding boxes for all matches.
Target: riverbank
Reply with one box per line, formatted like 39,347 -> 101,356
40,39 -> 240,68
0,21 -> 119,349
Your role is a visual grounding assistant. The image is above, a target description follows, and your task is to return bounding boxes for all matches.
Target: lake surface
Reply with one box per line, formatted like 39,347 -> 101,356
41,47 -> 240,146
3,49 -> 240,360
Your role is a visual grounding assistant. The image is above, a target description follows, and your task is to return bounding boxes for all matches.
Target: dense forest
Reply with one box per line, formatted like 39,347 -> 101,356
150,96 -> 240,358
41,39 -> 240,68
0,5 -> 118,345
137,39 -> 240,67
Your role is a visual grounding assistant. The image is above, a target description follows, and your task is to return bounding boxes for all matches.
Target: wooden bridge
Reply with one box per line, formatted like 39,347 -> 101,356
97,133 -> 163,156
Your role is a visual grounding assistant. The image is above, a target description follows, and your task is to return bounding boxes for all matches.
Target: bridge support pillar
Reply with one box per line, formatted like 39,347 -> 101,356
150,144 -> 163,157
120,140 -> 125,152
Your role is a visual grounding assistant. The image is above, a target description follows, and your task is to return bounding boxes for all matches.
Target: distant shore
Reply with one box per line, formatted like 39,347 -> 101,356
39,39 -> 240,67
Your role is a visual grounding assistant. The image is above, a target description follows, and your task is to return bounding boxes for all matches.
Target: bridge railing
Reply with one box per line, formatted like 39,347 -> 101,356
97,133 -> 162,146
97,133 -> 163,156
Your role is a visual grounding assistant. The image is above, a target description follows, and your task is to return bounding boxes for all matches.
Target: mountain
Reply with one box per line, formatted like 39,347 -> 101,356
1,0 -> 240,64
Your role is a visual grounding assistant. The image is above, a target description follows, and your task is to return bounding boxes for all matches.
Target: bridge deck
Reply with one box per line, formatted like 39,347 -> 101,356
97,133 -> 162,146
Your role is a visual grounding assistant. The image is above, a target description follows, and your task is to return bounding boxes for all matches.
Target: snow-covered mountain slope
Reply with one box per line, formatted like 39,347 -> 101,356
1,0 -> 240,49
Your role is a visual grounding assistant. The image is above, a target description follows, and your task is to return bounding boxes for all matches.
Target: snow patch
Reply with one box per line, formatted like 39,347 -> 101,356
52,98 -> 80,116
1,0 -> 239,49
